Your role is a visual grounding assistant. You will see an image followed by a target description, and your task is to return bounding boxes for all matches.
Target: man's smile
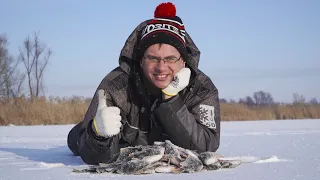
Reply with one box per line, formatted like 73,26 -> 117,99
154,74 -> 169,81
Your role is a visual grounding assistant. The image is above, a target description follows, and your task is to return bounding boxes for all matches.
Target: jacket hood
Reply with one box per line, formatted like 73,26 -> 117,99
118,19 -> 201,77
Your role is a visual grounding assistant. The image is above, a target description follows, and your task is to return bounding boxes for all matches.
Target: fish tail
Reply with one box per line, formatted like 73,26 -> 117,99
171,166 -> 182,174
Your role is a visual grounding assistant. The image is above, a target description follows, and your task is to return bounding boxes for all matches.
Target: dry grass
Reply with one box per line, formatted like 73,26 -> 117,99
220,103 -> 320,121
0,97 -> 320,125
0,97 -> 89,126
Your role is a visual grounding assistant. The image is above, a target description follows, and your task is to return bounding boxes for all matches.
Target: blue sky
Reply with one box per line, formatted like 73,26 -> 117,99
1,0 -> 319,103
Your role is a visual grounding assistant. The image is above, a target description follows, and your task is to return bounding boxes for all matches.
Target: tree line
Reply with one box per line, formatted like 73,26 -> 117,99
220,91 -> 319,106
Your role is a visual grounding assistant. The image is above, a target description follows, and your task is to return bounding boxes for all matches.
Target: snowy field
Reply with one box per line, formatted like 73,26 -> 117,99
1,119 -> 319,180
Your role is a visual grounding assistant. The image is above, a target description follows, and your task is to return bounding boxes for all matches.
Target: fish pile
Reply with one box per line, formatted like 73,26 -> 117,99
72,140 -> 242,175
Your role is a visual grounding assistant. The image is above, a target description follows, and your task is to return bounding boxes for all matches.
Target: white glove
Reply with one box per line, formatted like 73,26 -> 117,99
92,89 -> 122,137
162,68 -> 191,96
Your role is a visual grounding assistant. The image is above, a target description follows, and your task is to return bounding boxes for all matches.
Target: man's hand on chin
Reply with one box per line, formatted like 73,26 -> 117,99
161,68 -> 191,100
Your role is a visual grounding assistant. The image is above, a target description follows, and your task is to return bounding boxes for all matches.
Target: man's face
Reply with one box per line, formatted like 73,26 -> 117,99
140,44 -> 185,89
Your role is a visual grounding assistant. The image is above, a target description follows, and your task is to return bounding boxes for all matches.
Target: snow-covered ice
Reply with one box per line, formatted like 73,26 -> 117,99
0,119 -> 319,180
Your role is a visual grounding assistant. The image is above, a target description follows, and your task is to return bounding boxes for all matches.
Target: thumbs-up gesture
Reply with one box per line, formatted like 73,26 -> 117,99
92,89 -> 122,137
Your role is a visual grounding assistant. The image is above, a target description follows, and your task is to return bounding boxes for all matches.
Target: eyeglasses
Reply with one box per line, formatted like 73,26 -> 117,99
143,55 -> 182,65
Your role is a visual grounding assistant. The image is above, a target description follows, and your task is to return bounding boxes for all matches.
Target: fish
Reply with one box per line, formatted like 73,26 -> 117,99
72,140 -> 242,175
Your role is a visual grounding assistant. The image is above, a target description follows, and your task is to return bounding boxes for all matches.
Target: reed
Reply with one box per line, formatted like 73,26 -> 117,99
1,97 -> 319,125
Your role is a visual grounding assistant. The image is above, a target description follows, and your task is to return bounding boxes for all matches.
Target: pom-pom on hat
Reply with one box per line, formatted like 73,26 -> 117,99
137,2 -> 188,63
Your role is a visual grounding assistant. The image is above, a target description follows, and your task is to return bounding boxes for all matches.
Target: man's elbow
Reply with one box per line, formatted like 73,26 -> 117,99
193,134 -> 220,153
208,138 -> 220,152
67,125 -> 80,156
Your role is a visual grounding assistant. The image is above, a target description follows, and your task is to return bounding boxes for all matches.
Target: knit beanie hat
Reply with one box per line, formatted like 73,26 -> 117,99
137,2 -> 188,63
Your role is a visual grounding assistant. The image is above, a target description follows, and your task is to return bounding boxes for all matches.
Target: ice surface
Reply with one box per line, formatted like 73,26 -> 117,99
1,119 -> 320,180
254,155 -> 287,163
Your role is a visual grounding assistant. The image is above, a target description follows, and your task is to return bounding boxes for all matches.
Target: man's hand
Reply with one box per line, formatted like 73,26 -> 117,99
162,68 -> 191,99
92,89 -> 122,137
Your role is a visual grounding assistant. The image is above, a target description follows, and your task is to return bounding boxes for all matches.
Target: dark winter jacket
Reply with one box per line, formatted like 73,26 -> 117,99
67,20 -> 221,165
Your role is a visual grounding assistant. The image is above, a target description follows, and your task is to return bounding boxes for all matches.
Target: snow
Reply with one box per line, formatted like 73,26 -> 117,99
1,119 -> 319,180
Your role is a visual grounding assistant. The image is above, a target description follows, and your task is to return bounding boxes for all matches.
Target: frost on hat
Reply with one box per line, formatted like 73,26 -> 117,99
137,2 -> 188,62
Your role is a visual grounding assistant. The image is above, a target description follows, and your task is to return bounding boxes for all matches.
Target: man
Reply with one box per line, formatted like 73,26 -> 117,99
67,2 -> 221,165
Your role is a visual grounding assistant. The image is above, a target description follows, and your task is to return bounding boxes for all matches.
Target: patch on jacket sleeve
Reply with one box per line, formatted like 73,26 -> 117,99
199,104 -> 216,129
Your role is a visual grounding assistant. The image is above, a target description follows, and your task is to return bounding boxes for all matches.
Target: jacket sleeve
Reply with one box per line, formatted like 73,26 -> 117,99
67,75 -> 126,165
152,78 -> 220,153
